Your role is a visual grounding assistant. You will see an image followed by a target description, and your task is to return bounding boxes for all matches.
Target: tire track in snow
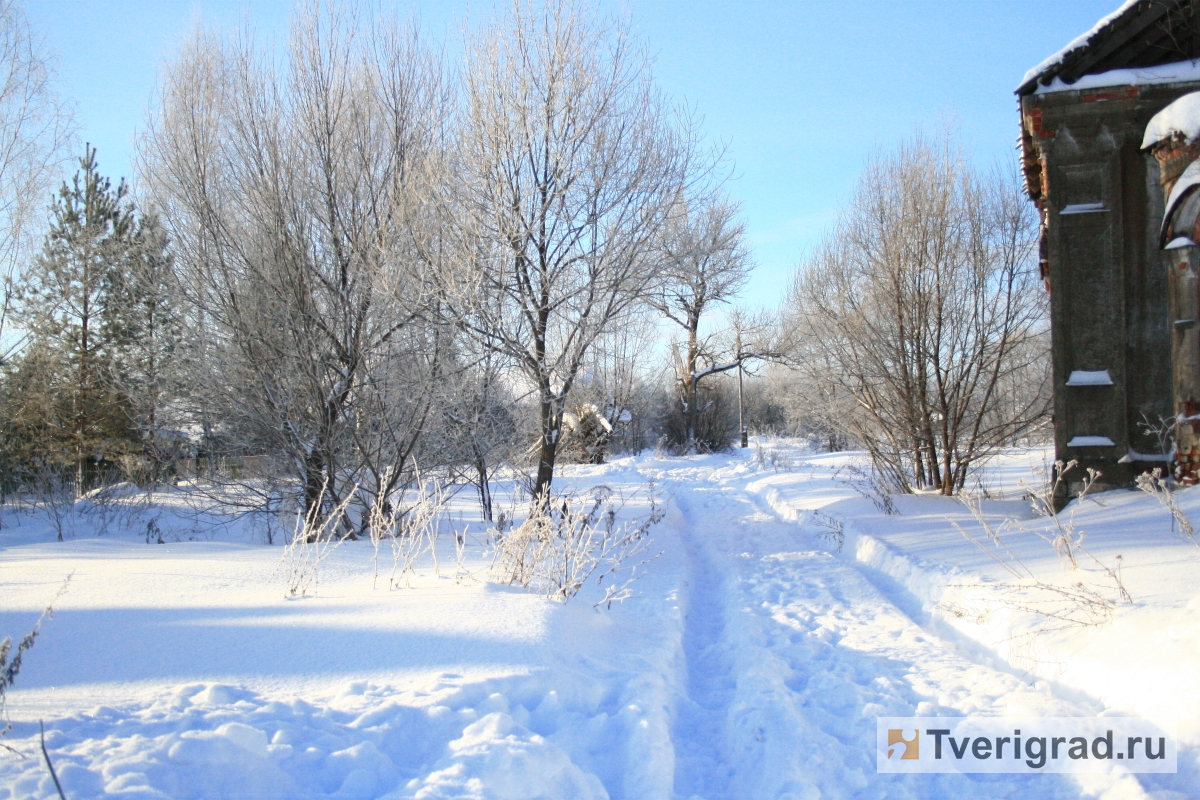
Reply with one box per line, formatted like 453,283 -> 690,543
659,460 -> 1149,799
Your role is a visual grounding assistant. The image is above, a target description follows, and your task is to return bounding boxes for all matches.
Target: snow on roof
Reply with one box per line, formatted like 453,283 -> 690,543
1143,91 -> 1200,149
1020,0 -> 1138,90
1163,158 -> 1200,232
1033,59 -> 1200,95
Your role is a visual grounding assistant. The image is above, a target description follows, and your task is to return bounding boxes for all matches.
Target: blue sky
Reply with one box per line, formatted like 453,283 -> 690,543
26,0 -> 1118,309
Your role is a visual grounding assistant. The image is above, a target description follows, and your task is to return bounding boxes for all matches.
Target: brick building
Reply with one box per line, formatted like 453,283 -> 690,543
1019,0 -> 1200,491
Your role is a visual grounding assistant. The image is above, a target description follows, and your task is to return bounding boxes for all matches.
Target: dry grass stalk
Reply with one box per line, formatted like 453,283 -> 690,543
1135,468 -> 1198,546
1,576 -> 70,756
383,478 -> 449,590
940,491 -> 1130,634
491,485 -> 663,607
278,485 -> 356,598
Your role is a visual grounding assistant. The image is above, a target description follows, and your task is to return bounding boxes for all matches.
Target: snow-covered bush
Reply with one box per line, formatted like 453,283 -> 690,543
28,464 -> 73,542
365,477 -> 450,590
77,480 -> 154,537
491,487 -> 662,606
557,404 -> 614,465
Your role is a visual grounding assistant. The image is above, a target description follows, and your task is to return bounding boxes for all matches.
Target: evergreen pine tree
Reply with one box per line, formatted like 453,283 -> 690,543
105,212 -> 183,476
0,340 -> 65,489
18,145 -> 140,494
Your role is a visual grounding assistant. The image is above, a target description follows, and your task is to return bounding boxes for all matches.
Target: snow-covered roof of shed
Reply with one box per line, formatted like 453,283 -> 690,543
1143,91 -> 1200,148
1018,0 -> 1200,96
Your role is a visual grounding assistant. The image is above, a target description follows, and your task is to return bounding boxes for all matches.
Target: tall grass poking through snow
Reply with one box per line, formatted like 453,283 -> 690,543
1022,459 -> 1098,570
491,486 -> 663,607
1135,468 -> 1199,546
366,476 -> 451,590
836,463 -> 898,516
1,577 -> 69,751
947,496 -> 1127,632
274,476 -> 661,605
1027,461 -> 1130,605
278,487 -> 356,598
944,463 -> 1131,635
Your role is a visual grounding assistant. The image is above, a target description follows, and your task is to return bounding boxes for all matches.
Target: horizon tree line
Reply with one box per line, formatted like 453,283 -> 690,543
0,0 -> 1050,524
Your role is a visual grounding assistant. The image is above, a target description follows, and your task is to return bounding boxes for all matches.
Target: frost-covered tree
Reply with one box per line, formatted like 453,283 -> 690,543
651,193 -> 753,451
0,338 -> 62,480
441,0 -> 700,498
0,0 -> 72,367
435,343 -> 523,522
141,8 -> 450,523
569,304 -> 662,456
103,212 -> 184,475
787,131 -> 1048,494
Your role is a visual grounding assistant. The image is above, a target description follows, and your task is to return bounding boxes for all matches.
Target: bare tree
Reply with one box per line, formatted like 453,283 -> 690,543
435,341 -> 523,522
439,0 -> 701,499
0,0 -> 72,367
651,193 -> 757,450
787,130 -> 1049,494
570,302 -> 661,456
141,7 -> 450,524
764,347 -> 854,451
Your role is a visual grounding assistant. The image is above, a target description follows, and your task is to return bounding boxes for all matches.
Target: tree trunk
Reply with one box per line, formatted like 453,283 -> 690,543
532,393 -> 560,503
302,448 -> 326,538
474,447 -> 493,523
74,441 -> 84,501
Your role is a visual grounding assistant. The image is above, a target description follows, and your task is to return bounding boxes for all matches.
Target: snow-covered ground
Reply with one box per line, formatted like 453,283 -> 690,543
2,441 -> 1199,798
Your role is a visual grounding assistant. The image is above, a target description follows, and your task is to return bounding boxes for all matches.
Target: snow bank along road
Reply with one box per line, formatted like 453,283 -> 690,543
1,443 -> 1198,798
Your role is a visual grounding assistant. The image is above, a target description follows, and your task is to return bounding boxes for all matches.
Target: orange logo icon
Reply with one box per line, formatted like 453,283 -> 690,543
888,729 -> 919,760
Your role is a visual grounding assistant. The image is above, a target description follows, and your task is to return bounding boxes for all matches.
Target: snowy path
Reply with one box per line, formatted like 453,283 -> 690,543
2,446 -> 1195,798
670,485 -> 737,799
654,458 -> 1149,800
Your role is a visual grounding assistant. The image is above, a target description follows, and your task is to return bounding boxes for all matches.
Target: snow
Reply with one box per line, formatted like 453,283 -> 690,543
1068,435 -> 1117,447
408,713 -> 609,799
1143,91 -> 1200,149
1032,60 -> 1200,95
1020,1 -> 1138,91
1165,159 -> 1200,232
1119,447 -> 1173,463
3,442 -> 1200,797
1060,203 -> 1108,215
1066,370 -> 1114,386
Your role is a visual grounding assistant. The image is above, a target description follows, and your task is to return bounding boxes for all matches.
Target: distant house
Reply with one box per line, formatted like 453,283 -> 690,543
1019,0 -> 1200,492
